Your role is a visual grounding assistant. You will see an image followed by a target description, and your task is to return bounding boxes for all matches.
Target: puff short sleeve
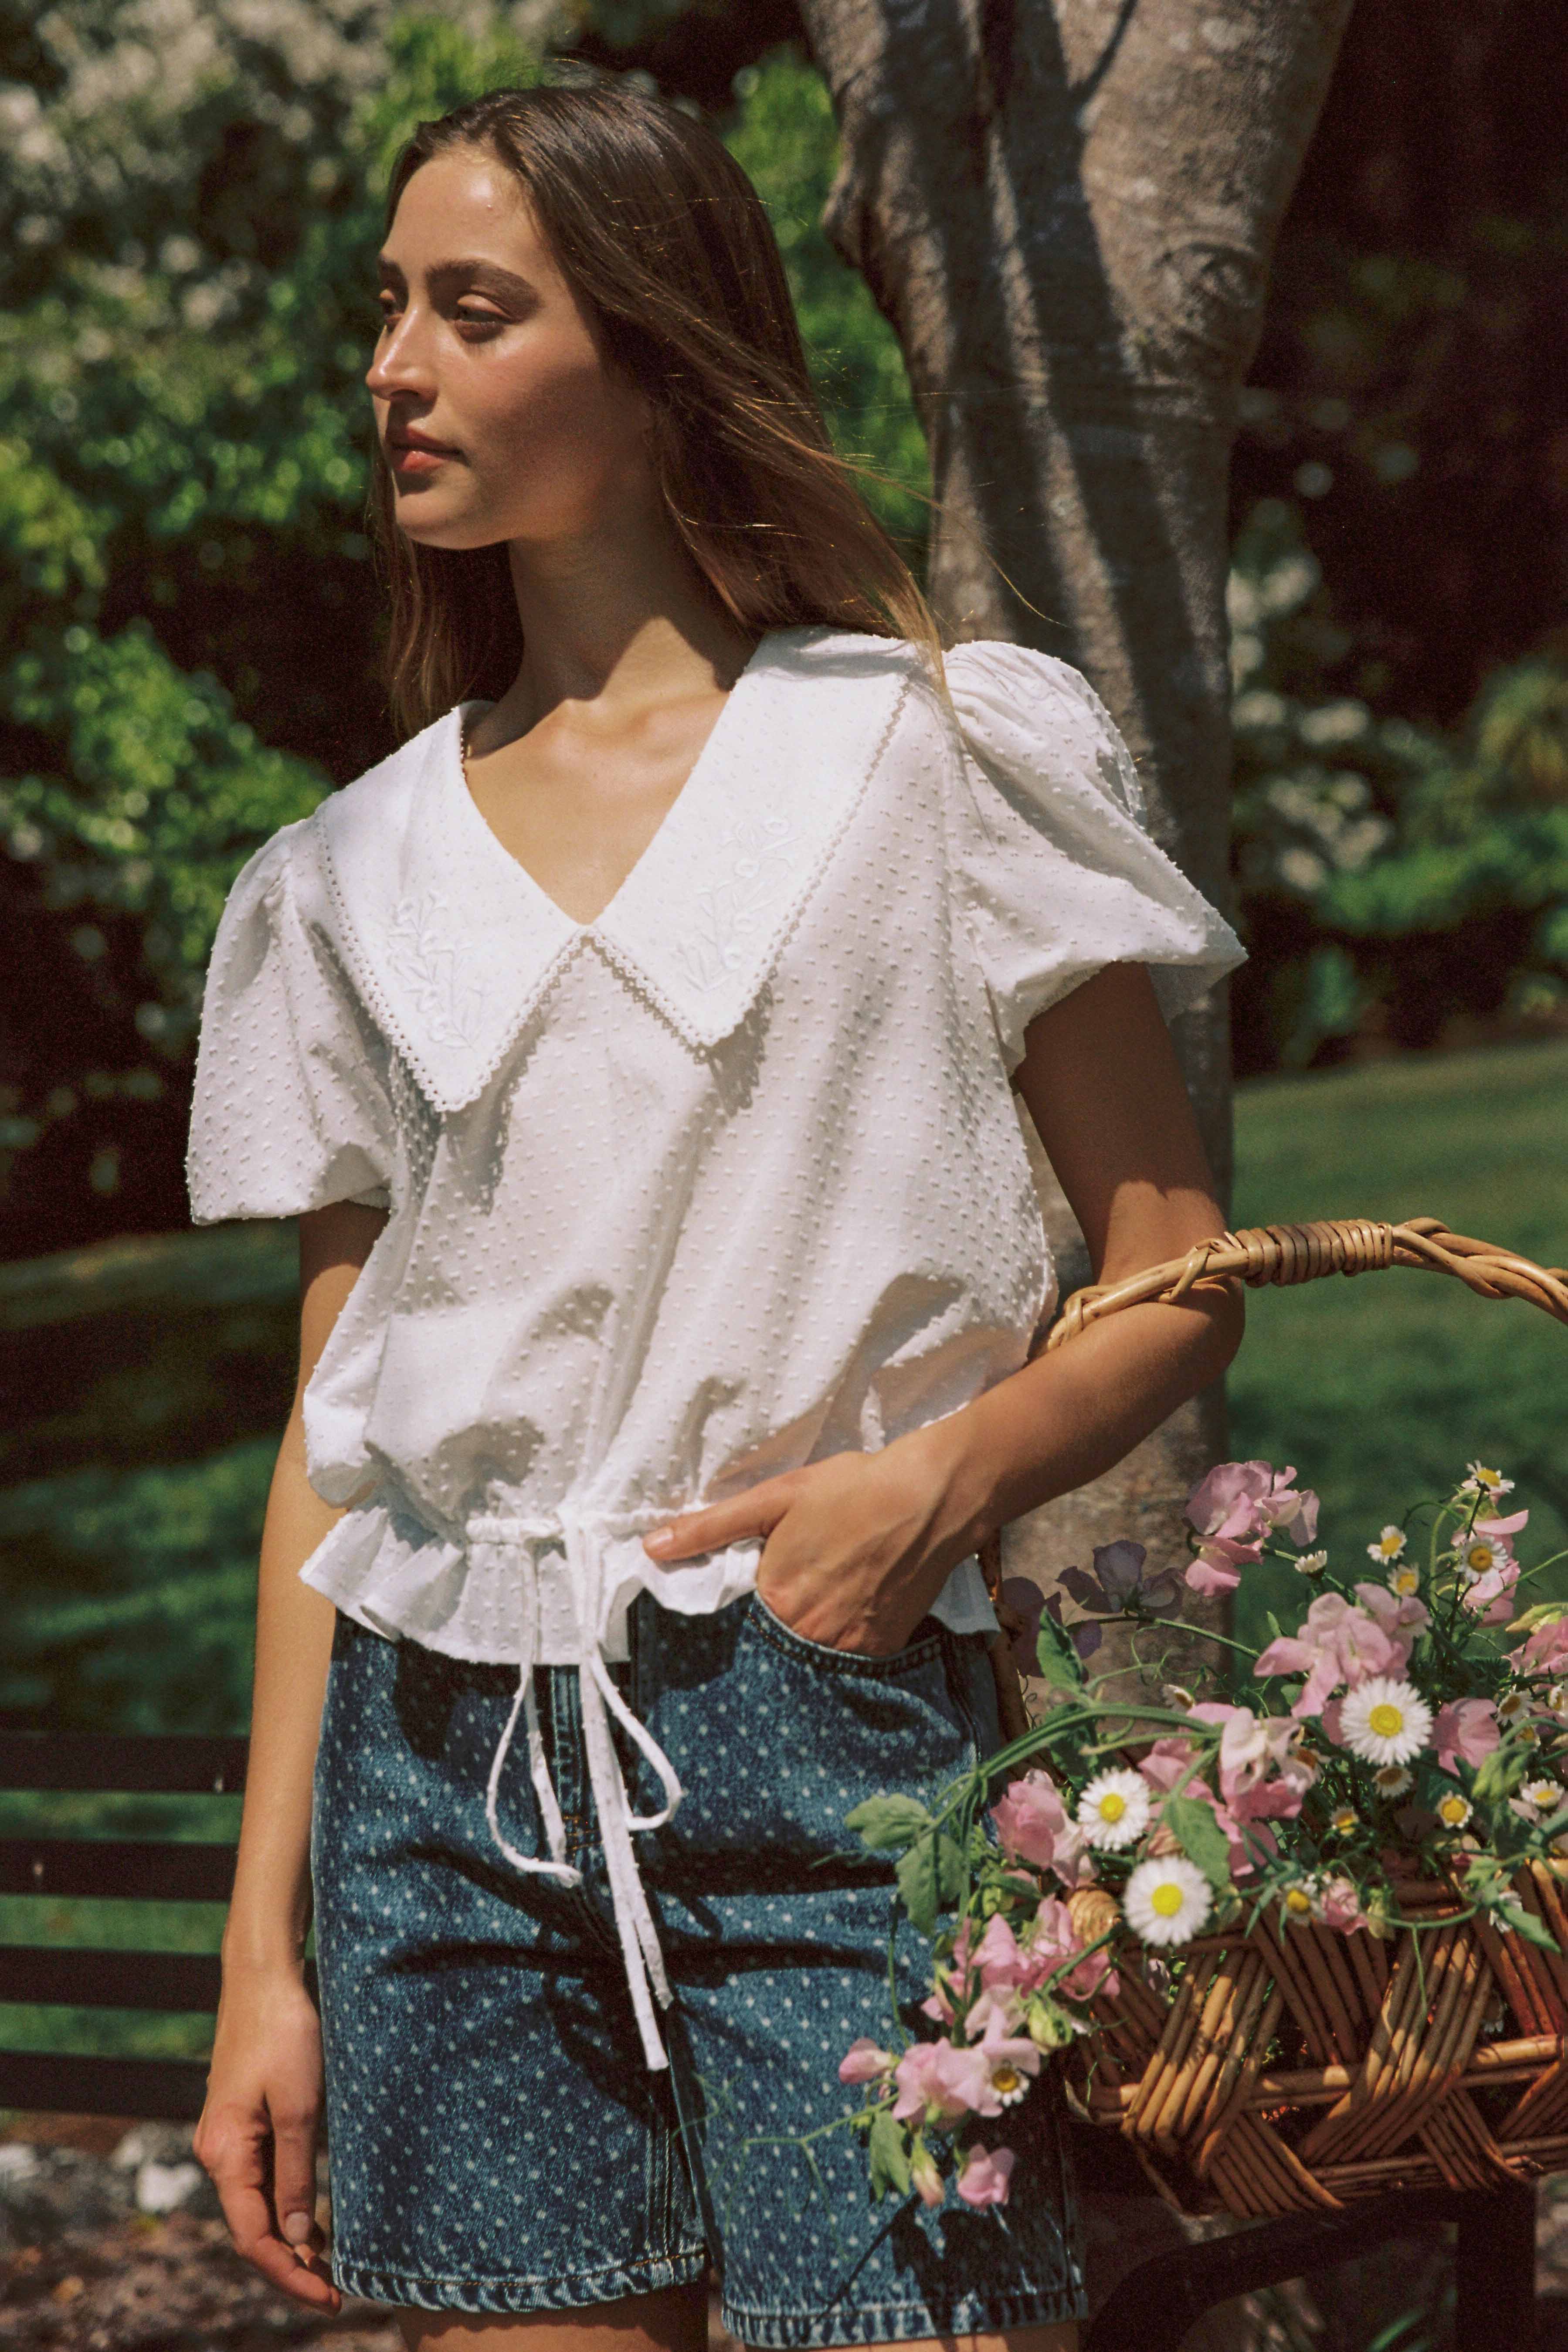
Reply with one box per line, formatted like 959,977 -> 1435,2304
186,822 -> 394,1224
944,642 -> 1247,1073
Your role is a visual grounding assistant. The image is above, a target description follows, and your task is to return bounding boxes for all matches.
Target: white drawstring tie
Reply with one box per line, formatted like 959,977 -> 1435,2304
467,1505 -> 684,2070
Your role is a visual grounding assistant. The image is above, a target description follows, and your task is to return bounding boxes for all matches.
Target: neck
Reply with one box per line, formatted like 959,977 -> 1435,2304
498,488 -> 757,728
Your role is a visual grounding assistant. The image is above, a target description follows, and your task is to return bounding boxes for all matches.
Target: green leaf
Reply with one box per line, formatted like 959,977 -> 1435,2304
896,1830 -> 968,1937
1162,1795 -> 1235,1895
1473,1746 -> 1524,1804
1035,1605 -> 1086,1690
845,1793 -> 932,1853
1498,1902 -> 1560,1952
867,2108 -> 912,2203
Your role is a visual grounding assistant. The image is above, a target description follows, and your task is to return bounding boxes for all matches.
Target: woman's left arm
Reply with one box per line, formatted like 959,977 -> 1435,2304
643,962 -> 1245,1652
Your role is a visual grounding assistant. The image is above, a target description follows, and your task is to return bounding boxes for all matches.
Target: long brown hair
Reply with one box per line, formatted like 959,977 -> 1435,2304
368,78 -> 944,737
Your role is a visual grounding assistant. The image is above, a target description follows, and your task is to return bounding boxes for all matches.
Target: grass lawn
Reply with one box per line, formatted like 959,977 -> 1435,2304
1227,1036 -> 1568,1659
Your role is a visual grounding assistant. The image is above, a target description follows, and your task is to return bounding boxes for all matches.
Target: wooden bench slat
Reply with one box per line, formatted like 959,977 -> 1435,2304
0,2049 -> 210,2122
0,1732 -> 248,1794
0,1945 -> 223,2012
0,1838 -> 237,1902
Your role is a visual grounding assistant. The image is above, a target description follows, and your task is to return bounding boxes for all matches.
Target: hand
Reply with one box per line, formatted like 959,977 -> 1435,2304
193,1964 -> 340,2313
642,1423 -> 987,1655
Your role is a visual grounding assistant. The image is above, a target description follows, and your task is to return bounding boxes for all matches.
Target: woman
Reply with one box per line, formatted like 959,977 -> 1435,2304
189,78 -> 1247,2352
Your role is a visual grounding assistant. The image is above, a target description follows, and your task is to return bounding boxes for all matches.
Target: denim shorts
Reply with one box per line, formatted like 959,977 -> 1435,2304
310,1592 -> 1087,2344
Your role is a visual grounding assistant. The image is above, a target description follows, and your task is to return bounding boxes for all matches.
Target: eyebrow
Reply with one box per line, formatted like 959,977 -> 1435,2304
376,255 -> 540,305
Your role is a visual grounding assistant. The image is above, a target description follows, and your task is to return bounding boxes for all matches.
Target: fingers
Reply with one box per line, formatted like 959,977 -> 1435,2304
643,1473 -> 797,1561
270,2094 -> 325,2262
195,2102 -> 340,2313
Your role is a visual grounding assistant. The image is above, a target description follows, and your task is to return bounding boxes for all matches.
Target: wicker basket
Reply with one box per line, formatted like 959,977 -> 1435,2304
1028,1215 -> 1568,2217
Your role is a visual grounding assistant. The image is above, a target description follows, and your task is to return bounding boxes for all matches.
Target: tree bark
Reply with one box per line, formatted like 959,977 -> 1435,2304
796,0 -> 1353,1683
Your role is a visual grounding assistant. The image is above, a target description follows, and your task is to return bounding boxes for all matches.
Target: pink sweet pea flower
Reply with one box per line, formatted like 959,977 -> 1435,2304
1184,1463 -> 1321,1598
838,2038 -> 896,2086
892,2040 -> 992,2124
956,2142 -> 1016,2209
1188,1704 -> 1302,1805
973,1913 -> 1027,1989
990,1772 -> 1069,1872
1138,1738 -> 1268,1879
1186,1544 -> 1247,1598
1025,1897 -> 1120,2000
1354,1581 -> 1429,1666
1432,1696 -> 1500,1774
1509,1618 -> 1568,1679
1461,1553 -> 1521,1626
964,1985 -> 1027,2043
1317,1876 -> 1368,1934
910,2139 -> 945,2208
1254,1592 -> 1401,1718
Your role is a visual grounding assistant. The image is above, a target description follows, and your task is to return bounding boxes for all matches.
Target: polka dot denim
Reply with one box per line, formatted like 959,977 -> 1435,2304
310,1594 -> 1087,2343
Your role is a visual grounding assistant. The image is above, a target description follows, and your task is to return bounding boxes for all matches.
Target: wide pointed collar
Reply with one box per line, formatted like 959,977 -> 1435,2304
312,626 -> 917,1113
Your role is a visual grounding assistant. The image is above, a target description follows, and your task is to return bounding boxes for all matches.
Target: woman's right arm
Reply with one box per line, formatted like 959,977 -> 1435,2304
193,1201 -> 387,2312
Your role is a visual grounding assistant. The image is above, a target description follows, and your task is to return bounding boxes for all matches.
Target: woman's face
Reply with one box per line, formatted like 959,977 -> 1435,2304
367,143 -> 655,549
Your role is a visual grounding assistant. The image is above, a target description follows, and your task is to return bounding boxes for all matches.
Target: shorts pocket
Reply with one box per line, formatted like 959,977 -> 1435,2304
744,1586 -> 946,1677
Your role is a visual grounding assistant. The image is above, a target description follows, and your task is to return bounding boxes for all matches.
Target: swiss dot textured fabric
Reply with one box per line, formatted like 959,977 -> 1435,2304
186,626 -> 1246,1665
310,1592 -> 1088,2341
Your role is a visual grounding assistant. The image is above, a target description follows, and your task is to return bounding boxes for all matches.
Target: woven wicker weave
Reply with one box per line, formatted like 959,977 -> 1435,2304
1033,1215 -> 1568,2216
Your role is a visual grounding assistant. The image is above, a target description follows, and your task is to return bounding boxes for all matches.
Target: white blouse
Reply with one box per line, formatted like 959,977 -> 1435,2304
187,626 -> 1246,2065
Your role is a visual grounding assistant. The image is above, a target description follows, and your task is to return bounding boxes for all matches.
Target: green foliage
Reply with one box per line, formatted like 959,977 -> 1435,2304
1161,1795 -> 1232,1894
0,1438 -> 275,1730
894,1829 -> 968,1940
844,1792 -> 933,1852
866,2107 -> 912,2202
1229,499 -> 1568,1073
724,51 -> 929,551
0,26 -> 929,1246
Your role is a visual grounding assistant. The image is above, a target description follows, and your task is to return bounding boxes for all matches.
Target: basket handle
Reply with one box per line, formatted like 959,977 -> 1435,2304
1045,1215 -> 1568,1352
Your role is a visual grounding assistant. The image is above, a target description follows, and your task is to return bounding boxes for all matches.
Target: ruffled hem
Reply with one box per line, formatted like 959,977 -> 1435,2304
298,1497 -> 999,1662
298,1496 -> 766,1665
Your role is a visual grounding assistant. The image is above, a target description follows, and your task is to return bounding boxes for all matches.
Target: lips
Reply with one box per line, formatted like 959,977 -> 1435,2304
387,429 -> 461,471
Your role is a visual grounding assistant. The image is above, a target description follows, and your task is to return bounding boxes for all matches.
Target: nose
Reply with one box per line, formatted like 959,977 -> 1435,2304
366,303 -> 437,403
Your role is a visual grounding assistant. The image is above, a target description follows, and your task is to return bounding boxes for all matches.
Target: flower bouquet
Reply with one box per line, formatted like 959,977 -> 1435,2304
829,1217 -> 1568,2219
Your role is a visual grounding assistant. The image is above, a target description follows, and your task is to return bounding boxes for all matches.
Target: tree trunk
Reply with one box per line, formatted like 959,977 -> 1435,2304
796,0 -> 1353,1687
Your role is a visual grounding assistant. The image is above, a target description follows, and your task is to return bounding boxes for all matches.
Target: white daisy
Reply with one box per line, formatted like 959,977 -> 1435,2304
1461,1460 -> 1514,1497
1387,1564 -> 1422,1599
1436,1791 -> 1473,1830
1330,1805 -> 1358,1836
1520,1778 -> 1563,1815
1281,1883 -> 1316,1923
1339,1676 -> 1433,1766
1546,1684 -> 1568,1721
1367,1524 -> 1408,1563
1373,1764 -> 1414,1799
1497,1690 -> 1531,1726
1296,1548 -> 1329,1576
1123,1856 -> 1212,1947
1453,1531 -> 1511,1583
1076,1770 -> 1150,1850
985,2055 -> 1033,2107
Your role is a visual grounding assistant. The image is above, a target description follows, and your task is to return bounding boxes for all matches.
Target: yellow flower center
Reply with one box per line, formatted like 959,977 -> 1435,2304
1466,1544 -> 1492,1571
1098,1792 -> 1126,1823
1150,1881 -> 1184,1918
1438,1797 -> 1467,1825
991,2066 -> 1021,2094
1368,1703 -> 1403,1738
1285,1887 -> 1313,1915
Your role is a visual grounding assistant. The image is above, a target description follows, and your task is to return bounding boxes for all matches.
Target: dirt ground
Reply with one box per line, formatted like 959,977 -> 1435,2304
5,2114 -> 1568,2352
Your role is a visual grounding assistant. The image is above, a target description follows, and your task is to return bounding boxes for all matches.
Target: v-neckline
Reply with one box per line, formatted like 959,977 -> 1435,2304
448,631 -> 781,935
